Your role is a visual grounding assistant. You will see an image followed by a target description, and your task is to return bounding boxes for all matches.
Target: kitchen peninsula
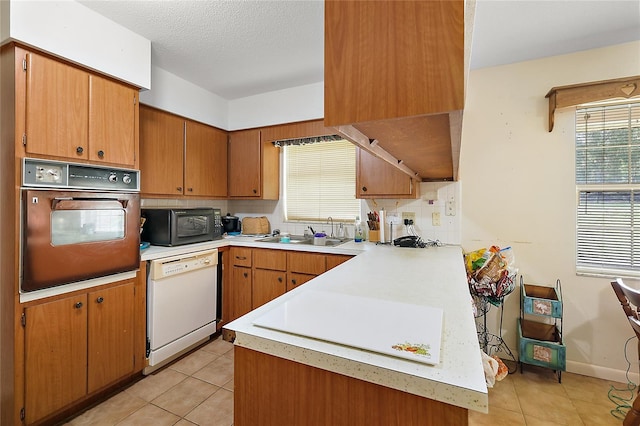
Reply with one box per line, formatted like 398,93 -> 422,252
224,244 -> 487,425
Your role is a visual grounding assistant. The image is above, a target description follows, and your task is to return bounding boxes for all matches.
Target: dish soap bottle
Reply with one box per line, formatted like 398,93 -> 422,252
354,216 -> 364,242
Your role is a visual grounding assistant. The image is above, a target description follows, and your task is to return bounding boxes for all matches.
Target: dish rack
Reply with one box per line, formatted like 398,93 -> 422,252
518,276 -> 565,382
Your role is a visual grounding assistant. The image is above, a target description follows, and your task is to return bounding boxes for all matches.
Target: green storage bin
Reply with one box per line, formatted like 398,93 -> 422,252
518,318 -> 566,371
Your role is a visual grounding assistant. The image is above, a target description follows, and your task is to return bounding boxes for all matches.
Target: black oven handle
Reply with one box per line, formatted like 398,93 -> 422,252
51,197 -> 129,210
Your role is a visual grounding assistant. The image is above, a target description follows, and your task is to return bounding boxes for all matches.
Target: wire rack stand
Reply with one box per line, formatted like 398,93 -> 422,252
472,293 -> 518,374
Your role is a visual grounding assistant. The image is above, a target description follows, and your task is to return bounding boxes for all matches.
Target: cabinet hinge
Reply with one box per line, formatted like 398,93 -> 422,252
22,59 -> 27,71
22,134 -> 27,146
20,407 -> 25,421
21,313 -> 26,327
133,95 -> 137,105
145,338 -> 150,358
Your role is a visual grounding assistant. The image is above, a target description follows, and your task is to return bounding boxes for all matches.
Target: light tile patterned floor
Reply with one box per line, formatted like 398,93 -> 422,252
64,335 -> 633,425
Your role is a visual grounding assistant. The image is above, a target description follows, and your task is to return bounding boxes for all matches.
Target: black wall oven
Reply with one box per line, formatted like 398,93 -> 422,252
21,158 -> 141,292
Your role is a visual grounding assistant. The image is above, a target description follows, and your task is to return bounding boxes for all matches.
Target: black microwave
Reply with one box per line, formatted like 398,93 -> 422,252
141,208 -> 222,246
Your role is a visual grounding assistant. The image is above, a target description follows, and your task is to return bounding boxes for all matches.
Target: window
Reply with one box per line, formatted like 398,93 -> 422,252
284,139 -> 360,222
575,100 -> 640,277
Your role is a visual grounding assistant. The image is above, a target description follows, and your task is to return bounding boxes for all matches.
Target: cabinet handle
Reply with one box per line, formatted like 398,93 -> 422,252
96,296 -> 104,303
362,186 -> 367,192
74,302 -> 83,309
187,188 -> 193,192
97,150 -> 105,158
177,187 -> 183,192
292,279 -> 297,285
252,189 -> 257,194
76,146 -> 84,154
236,256 -> 247,260
243,272 -> 248,278
278,276 -> 283,283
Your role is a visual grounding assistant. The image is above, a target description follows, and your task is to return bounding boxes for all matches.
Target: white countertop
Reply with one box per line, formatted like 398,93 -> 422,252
225,244 -> 488,413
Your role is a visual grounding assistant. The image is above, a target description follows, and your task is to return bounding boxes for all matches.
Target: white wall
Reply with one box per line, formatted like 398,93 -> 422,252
461,41 -> 640,382
228,82 -> 324,130
2,0 -> 150,89
139,66 -> 229,130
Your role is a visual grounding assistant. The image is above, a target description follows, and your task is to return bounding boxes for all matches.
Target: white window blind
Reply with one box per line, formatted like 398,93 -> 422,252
575,100 -> 640,276
284,140 -> 359,222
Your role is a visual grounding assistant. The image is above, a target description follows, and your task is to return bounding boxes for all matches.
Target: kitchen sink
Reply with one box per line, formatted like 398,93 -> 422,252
255,235 -> 351,247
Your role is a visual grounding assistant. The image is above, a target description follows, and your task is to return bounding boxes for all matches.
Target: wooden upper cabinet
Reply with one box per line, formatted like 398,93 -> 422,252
324,0 -> 464,127
23,50 -> 138,167
88,75 -> 138,166
185,120 -> 228,197
139,105 -> 185,195
140,104 -> 228,197
356,148 -> 418,198
25,51 -> 89,160
228,129 -> 279,199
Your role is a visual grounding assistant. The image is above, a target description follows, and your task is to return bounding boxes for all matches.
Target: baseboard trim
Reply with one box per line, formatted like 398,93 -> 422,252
567,359 -> 639,384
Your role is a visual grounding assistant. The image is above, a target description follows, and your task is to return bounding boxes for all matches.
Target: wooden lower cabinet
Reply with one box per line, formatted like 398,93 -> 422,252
23,280 -> 136,425
252,269 -> 286,309
225,248 -> 354,323
234,347 -> 468,425
287,272 -> 316,291
229,265 -> 252,322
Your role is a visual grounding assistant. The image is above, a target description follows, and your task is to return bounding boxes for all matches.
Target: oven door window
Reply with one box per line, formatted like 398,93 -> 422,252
176,215 -> 210,237
51,209 -> 125,245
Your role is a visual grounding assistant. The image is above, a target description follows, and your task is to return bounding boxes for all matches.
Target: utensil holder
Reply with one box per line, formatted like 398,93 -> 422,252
369,230 -> 380,242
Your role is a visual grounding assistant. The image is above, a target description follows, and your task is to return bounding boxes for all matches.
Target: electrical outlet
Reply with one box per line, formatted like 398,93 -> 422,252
432,212 -> 441,226
446,198 -> 456,216
401,212 -> 416,223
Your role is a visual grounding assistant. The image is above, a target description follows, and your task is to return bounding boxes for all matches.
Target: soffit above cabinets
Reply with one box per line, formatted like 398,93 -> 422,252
353,114 -> 456,182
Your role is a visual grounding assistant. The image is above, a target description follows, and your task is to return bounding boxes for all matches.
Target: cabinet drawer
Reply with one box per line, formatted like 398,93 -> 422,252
231,247 -> 252,267
254,249 -> 287,271
326,254 -> 353,271
288,252 -> 326,275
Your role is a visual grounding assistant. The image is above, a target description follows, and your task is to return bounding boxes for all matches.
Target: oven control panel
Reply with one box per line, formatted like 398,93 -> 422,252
23,158 -> 140,191
149,249 -> 218,280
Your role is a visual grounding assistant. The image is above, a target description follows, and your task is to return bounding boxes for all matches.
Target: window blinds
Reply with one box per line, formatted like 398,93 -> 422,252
284,140 -> 359,222
575,101 -> 640,275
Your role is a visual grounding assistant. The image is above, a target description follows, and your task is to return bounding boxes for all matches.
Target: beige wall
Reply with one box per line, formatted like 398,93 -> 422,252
460,41 -> 640,382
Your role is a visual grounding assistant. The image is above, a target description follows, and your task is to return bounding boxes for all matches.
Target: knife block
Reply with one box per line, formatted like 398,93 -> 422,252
369,230 -> 380,242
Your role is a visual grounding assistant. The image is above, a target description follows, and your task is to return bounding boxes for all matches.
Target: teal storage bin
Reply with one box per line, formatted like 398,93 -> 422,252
522,280 -> 562,318
518,318 -> 566,371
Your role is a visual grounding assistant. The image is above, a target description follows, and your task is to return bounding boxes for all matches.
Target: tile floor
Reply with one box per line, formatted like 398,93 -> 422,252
64,335 -> 633,426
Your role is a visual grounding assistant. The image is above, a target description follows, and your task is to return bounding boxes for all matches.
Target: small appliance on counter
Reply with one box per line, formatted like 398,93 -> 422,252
221,212 -> 241,234
141,208 -> 222,246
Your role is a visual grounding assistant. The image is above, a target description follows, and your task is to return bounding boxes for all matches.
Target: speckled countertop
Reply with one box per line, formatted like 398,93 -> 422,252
225,244 -> 489,413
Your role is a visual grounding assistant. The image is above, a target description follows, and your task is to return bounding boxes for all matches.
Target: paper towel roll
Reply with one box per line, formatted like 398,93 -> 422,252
378,209 -> 385,243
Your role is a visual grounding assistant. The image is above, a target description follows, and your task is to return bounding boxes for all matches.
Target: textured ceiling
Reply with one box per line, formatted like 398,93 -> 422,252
79,0 -> 325,100
79,0 -> 640,101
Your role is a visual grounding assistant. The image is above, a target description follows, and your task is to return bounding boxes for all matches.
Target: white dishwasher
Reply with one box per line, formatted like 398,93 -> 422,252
145,248 -> 218,374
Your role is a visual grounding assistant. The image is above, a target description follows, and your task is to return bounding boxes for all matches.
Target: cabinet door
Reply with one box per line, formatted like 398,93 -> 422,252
24,294 -> 88,424
252,269 -> 286,309
87,282 -> 135,394
185,120 -> 228,197
288,252 -> 326,275
89,75 -> 137,166
139,105 -> 185,195
228,129 -> 261,197
230,266 -> 252,321
288,272 -> 316,292
25,51 -> 89,160
356,148 -> 415,198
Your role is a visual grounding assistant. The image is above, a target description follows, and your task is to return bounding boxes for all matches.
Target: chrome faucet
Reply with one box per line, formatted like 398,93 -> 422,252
327,216 -> 334,238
